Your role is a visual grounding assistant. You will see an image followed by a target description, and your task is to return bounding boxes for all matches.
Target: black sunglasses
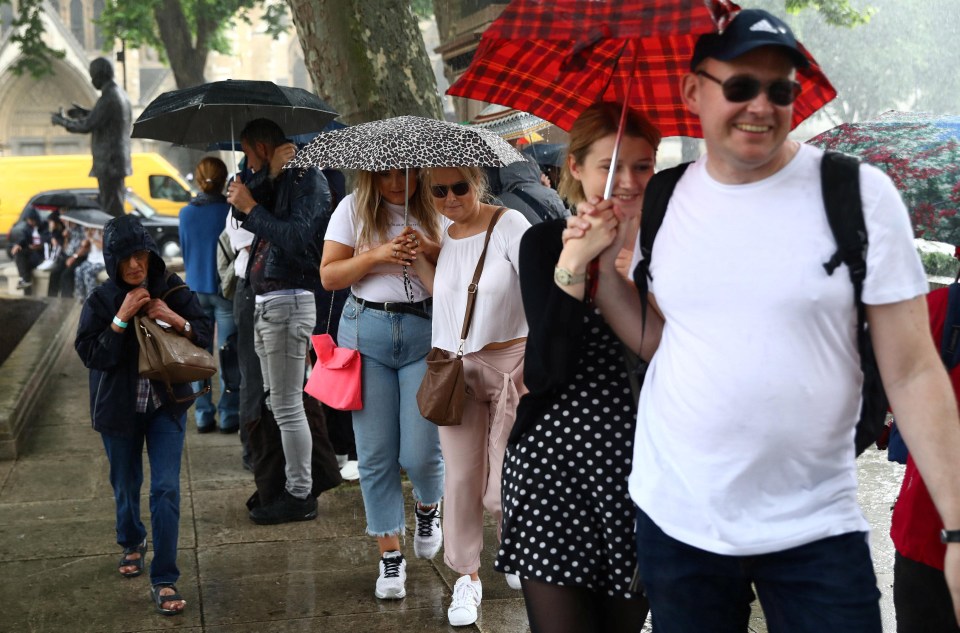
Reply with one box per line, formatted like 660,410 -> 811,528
430,181 -> 471,198
696,70 -> 802,107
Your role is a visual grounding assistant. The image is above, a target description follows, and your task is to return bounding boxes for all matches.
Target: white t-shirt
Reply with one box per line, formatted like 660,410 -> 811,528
628,143 -> 928,556
432,208 -> 530,354
224,215 -> 254,280
325,193 -> 449,303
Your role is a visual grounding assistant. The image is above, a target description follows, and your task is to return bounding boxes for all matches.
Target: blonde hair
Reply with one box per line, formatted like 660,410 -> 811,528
353,170 -> 440,248
195,157 -> 228,195
557,102 -> 662,206
420,166 -> 490,206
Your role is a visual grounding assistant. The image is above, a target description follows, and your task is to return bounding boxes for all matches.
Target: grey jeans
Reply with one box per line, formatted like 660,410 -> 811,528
253,293 -> 316,498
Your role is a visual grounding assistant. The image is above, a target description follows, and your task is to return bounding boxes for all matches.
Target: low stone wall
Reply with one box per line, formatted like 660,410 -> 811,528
0,298 -> 80,459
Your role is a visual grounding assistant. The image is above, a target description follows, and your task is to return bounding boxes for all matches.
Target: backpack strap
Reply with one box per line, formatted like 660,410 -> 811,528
633,162 -> 691,333
941,282 -> 960,370
821,150 -> 867,349
821,150 -> 891,455
509,187 -> 553,222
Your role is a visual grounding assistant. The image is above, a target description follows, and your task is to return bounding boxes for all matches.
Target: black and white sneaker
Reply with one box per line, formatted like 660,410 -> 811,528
413,502 -> 442,559
375,550 -> 406,599
16,278 -> 32,289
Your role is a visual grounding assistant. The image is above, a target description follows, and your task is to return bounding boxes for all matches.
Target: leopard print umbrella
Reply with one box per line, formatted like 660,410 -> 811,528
289,115 -> 525,170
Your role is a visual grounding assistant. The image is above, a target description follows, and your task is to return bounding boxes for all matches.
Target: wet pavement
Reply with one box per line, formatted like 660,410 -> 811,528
0,307 -> 903,632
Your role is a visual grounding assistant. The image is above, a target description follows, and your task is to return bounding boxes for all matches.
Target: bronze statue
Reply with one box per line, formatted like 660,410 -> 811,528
52,57 -> 132,218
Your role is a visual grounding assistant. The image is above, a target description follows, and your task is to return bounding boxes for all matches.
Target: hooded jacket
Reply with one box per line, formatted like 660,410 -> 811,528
495,159 -> 568,225
7,208 -> 49,255
75,215 -> 212,436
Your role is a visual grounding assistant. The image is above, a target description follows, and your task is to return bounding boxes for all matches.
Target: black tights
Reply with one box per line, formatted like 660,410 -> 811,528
521,577 -> 650,633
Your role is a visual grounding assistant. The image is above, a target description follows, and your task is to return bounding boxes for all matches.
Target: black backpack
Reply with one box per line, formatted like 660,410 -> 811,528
633,151 -> 888,456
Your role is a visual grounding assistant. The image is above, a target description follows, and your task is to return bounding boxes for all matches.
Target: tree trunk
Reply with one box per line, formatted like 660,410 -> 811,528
153,0 -> 208,89
286,0 -> 443,123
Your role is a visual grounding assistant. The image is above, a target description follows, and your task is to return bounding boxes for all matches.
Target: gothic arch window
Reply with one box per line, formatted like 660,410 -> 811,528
70,0 -> 84,47
1,2 -> 13,38
93,0 -> 105,49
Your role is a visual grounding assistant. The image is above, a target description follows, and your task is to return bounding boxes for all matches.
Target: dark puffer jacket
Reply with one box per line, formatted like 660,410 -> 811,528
75,215 -> 212,437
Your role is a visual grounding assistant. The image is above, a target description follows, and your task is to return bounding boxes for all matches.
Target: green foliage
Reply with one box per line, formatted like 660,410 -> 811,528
784,0 -> 874,27
410,0 -> 433,19
775,0 -> 960,122
919,250 -> 960,278
97,0 -> 164,52
3,0 -> 65,77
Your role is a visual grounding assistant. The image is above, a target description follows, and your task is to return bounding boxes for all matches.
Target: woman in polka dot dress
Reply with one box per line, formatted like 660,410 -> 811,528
495,102 -> 661,633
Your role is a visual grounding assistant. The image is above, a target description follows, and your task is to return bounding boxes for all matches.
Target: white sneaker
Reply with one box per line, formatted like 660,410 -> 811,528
448,575 -> 482,626
413,502 -> 442,559
374,551 -> 406,599
339,460 -> 360,481
336,454 -> 348,469
505,572 -> 522,590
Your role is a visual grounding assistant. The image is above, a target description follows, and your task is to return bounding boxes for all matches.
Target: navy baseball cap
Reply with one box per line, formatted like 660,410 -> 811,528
691,9 -> 809,71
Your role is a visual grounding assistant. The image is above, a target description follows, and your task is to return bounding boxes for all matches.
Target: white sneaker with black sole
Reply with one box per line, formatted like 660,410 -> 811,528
374,550 -> 406,599
413,502 -> 442,559
448,575 -> 482,626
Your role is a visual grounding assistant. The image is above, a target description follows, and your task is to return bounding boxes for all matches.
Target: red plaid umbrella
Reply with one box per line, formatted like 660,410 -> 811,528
447,0 -> 837,137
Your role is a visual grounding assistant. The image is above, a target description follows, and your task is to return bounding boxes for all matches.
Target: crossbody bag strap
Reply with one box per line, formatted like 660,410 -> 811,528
457,206 -> 506,356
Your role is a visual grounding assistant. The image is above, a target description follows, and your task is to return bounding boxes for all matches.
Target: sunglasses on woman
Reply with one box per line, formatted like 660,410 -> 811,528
430,181 -> 471,198
696,70 -> 802,107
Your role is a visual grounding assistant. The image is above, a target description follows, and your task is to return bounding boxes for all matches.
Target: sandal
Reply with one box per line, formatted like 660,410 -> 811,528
118,539 -> 146,578
150,583 -> 186,616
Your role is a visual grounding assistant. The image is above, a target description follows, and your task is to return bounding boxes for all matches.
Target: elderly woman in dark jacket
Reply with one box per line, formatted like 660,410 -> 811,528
75,215 -> 211,616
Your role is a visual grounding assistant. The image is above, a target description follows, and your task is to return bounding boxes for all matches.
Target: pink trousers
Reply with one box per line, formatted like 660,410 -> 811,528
439,342 -> 526,574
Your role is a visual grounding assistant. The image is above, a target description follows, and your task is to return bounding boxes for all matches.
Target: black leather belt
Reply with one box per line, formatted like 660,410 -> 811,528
354,296 -> 432,319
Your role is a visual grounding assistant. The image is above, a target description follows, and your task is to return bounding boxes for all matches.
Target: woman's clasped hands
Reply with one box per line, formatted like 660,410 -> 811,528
562,196 -> 625,268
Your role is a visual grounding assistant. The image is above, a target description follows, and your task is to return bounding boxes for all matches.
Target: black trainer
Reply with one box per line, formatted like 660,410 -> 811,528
249,489 -> 318,525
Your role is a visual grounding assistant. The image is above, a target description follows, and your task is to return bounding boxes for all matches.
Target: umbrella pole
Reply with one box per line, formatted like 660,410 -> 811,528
231,118 -> 238,177
603,99 -> 629,199
603,47 -> 638,200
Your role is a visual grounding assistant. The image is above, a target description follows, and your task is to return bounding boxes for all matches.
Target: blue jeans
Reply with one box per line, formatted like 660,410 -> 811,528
253,293 -> 316,498
338,296 -> 444,536
635,508 -> 881,633
100,409 -> 185,586
192,292 -> 240,431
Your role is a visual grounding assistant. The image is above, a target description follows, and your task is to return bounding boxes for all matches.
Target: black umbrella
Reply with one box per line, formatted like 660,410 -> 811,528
521,143 -> 567,168
202,119 -> 348,152
131,80 -> 338,147
61,208 -> 116,229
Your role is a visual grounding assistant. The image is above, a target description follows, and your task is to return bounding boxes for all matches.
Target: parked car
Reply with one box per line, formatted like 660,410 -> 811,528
8,189 -> 181,258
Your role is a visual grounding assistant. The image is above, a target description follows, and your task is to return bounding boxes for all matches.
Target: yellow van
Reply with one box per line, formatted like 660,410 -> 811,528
0,152 -> 196,241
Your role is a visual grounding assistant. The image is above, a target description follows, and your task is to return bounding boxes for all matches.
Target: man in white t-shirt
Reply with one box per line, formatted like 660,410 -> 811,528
569,9 -> 960,632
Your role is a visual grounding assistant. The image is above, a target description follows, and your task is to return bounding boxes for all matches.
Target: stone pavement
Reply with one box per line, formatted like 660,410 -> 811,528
0,305 -> 904,632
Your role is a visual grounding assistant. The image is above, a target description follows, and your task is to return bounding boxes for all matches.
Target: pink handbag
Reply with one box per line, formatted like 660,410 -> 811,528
304,333 -> 362,411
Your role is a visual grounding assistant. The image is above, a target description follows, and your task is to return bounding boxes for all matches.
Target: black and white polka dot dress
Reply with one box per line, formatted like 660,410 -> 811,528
495,306 -> 639,598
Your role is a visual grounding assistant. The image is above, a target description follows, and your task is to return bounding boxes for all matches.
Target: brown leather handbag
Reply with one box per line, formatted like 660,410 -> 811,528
417,207 -> 505,426
135,282 -> 216,403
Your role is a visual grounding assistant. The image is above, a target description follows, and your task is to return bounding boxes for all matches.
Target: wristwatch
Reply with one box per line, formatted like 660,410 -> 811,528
940,529 -> 960,544
554,266 -> 586,286
182,321 -> 192,335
